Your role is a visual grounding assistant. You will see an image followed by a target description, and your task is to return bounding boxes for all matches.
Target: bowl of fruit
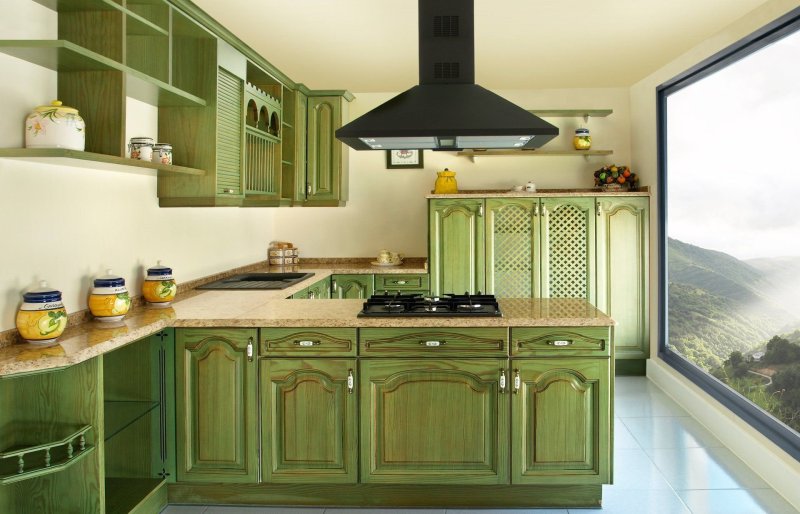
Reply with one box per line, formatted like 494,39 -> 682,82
593,164 -> 638,190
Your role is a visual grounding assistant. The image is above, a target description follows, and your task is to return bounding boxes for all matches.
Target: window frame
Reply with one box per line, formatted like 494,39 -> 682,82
656,6 -> 800,461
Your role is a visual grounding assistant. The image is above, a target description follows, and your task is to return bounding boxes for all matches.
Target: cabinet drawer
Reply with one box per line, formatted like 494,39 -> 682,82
375,274 -> 429,292
261,328 -> 357,356
511,327 -> 610,357
360,328 -> 507,357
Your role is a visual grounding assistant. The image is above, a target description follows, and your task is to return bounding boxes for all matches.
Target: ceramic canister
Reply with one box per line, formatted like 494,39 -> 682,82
25,100 -> 86,151
88,270 -> 131,322
142,261 -> 177,305
15,281 -> 68,344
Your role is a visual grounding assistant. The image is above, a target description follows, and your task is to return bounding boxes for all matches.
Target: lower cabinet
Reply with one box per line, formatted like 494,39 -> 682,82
359,358 -> 509,484
176,328 -> 258,483
260,358 -> 358,483
331,274 -> 374,299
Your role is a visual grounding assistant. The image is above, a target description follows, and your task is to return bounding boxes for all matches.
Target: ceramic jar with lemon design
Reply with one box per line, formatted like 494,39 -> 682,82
89,270 -> 131,322
142,261 -> 177,306
16,281 -> 68,344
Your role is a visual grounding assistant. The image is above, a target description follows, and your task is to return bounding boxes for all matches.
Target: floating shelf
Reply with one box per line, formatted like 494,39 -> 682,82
458,149 -> 613,162
528,109 -> 613,118
104,400 -> 159,442
0,40 -> 206,107
0,424 -> 95,484
0,148 -> 207,176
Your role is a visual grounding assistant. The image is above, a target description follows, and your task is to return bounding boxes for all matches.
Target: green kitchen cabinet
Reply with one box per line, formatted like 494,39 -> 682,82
429,199 -> 486,295
176,328 -> 258,483
306,276 -> 331,299
485,197 -> 596,302
261,358 -> 358,483
302,93 -> 352,206
331,274 -> 374,299
511,357 -> 611,484
374,273 -> 430,295
360,358 -> 509,484
596,196 -> 650,360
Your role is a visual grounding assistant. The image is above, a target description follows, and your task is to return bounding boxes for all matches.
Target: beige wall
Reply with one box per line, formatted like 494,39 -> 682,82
630,0 -> 800,509
272,88 -> 631,257
0,1 -> 275,332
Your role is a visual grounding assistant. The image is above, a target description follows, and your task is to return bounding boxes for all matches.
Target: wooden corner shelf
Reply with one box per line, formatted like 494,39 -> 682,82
0,148 -> 207,176
0,424 -> 95,485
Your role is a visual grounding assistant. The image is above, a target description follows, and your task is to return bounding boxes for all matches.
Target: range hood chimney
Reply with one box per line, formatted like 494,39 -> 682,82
335,0 -> 558,151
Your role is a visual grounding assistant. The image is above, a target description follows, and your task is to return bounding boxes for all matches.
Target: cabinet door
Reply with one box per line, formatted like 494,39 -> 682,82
331,274 -> 374,299
176,328 -> 257,482
429,199 -> 486,295
512,358 -> 611,484
306,278 -> 331,299
261,359 -> 357,483
360,359 -> 509,484
215,68 -> 245,199
597,197 -> 649,359
485,198 -> 537,298
539,197 -> 596,302
306,95 -> 348,205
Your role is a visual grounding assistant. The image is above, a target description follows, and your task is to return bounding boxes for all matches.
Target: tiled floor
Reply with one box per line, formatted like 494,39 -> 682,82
161,377 -> 799,514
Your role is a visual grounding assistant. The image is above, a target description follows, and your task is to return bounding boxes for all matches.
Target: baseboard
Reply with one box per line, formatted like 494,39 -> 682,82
615,359 -> 646,376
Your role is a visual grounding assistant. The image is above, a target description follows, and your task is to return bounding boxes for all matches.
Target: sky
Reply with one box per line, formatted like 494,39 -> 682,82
667,28 -> 800,261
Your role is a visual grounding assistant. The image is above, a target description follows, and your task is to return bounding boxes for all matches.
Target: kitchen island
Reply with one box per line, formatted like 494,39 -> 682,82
0,268 -> 614,511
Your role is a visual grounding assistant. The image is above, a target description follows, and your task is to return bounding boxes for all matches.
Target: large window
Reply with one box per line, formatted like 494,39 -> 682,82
658,8 -> 800,459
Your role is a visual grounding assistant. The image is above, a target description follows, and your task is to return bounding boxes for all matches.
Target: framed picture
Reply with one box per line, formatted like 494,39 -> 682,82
386,149 -> 424,169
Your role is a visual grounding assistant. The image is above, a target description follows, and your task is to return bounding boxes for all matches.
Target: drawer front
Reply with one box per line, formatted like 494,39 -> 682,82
261,328 -> 357,356
360,328 -> 507,357
375,274 -> 430,292
511,327 -> 610,357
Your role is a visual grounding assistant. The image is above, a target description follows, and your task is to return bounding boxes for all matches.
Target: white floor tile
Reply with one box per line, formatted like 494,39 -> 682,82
677,489 -> 800,514
324,510 -> 445,514
161,506 -> 207,513
647,446 -> 769,490
608,448 -> 673,490
614,417 -> 642,449
205,507 -> 325,514
622,416 -> 724,449
591,487 -> 691,514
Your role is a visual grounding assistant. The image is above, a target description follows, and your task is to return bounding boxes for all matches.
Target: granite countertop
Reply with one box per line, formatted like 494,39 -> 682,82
426,188 -> 651,198
0,262 -> 612,377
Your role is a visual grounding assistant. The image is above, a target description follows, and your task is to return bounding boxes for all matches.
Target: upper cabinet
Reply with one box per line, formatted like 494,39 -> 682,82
0,0 -> 352,208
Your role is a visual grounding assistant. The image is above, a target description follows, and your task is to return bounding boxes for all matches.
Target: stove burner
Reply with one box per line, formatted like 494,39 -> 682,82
456,303 -> 483,310
383,303 -> 405,311
358,292 -> 501,317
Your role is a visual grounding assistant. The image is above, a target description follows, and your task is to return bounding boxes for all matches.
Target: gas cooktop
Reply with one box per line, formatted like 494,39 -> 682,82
358,293 -> 502,317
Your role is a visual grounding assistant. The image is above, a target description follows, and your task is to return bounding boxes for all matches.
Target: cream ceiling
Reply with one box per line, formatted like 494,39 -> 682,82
192,0 -> 771,91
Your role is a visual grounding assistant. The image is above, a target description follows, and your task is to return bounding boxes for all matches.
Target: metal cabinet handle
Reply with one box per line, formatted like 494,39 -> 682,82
332,280 -> 337,293
548,340 -> 573,347
596,202 -> 602,216
533,203 -> 539,217
478,204 -> 484,217
394,280 -> 408,285
246,337 -> 254,362
499,369 -> 507,393
294,340 -> 321,347
347,369 -> 354,394
307,184 -> 312,195
513,369 -> 520,394
420,340 -> 445,347
309,291 -> 316,299
223,188 -> 234,194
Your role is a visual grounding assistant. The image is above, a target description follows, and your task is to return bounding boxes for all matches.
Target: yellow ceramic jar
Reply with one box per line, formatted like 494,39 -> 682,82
573,128 -> 592,150
434,168 -> 458,194
88,269 -> 131,322
142,261 -> 177,306
15,281 -> 68,344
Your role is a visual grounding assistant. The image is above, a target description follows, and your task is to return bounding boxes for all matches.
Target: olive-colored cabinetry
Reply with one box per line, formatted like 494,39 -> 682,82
260,328 -> 358,483
301,94 -> 352,206
175,328 -> 258,483
429,199 -> 485,295
331,274 -> 374,299
596,197 -> 650,360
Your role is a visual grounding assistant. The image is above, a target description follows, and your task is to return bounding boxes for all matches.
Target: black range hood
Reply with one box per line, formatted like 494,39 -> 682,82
335,0 -> 558,151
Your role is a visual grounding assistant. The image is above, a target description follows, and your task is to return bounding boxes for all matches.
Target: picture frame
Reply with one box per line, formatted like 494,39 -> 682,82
386,149 -> 424,169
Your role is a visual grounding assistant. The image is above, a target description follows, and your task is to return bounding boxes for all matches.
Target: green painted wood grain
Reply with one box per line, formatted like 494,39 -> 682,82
429,199 -> 486,295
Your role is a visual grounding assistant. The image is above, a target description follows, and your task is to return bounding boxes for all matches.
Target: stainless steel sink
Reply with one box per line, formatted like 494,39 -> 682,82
197,272 -> 314,290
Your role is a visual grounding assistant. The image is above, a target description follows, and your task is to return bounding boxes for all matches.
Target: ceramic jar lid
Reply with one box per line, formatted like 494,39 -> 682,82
21,280 -> 63,306
92,269 -> 127,292
33,100 -> 79,115
575,128 -> 590,135
146,261 -> 174,280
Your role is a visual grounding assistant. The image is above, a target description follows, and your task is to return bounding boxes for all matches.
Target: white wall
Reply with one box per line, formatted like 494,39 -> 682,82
272,88 -> 631,257
630,0 -> 800,509
0,0 -> 274,332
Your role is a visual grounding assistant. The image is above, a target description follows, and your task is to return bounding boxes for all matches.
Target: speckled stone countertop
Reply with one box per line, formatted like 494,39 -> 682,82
427,188 -> 650,198
0,262 -> 611,377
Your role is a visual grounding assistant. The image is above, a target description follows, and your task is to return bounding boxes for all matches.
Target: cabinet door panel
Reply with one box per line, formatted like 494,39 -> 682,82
262,359 -> 357,483
512,358 -> 610,484
332,274 -> 374,299
486,199 -> 537,298
361,359 -> 508,484
597,197 -> 649,359
307,95 -> 345,203
540,197 -> 596,302
429,199 -> 485,295
176,329 -> 257,483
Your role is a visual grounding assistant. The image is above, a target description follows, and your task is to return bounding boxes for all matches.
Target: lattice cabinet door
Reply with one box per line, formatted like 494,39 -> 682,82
486,199 -> 537,298
539,197 -> 597,302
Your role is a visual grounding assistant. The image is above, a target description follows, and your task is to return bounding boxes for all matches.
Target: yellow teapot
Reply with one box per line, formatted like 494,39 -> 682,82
434,168 -> 458,194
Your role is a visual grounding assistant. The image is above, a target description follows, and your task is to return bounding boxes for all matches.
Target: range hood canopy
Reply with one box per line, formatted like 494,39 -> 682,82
335,0 -> 558,151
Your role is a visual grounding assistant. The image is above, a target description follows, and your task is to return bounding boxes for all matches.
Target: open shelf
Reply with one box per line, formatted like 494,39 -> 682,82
104,400 -> 159,442
0,148 -> 207,175
0,40 -> 206,107
458,149 -> 613,161
105,477 -> 166,514
0,424 -> 95,484
528,109 -> 613,118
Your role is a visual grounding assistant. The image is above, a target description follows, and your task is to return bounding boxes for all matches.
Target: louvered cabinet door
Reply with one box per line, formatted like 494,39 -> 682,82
216,68 -> 244,198
539,197 -> 596,303
486,199 -> 537,298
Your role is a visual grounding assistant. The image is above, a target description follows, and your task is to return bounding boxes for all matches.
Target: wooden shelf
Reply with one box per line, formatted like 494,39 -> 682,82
458,149 -> 613,161
0,40 -> 206,107
528,109 -> 613,118
104,400 -> 159,442
105,477 -> 166,514
0,148 -> 207,176
0,424 -> 95,484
